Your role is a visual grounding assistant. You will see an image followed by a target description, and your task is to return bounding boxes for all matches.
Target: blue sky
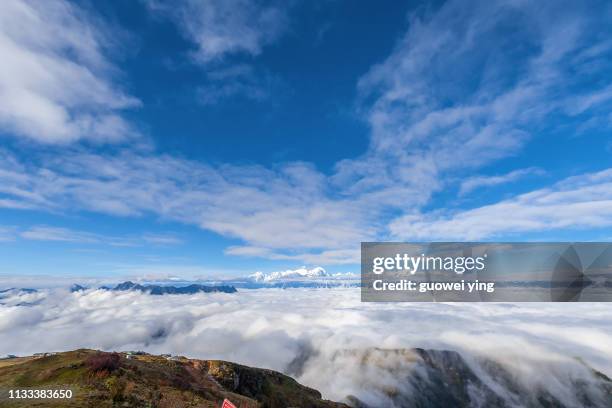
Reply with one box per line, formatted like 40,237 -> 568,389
0,0 -> 611,279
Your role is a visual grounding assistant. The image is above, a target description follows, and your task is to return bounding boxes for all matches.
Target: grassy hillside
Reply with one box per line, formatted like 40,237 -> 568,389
0,350 -> 348,408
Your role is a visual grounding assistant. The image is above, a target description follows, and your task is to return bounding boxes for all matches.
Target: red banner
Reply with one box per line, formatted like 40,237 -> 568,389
221,399 -> 237,408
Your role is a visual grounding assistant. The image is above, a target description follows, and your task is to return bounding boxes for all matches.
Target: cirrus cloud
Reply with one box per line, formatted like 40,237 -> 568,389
145,0 -> 288,64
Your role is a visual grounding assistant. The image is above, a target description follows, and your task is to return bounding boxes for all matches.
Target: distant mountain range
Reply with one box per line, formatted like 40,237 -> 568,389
5,270 -> 612,297
0,288 -> 37,294
0,267 -> 359,296
78,281 -> 237,295
63,268 -> 359,293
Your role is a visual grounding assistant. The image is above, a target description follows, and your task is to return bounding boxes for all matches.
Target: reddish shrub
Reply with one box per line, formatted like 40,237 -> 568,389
85,352 -> 121,374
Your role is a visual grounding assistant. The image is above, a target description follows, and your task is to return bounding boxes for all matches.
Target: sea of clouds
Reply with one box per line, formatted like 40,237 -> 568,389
1,288 -> 611,406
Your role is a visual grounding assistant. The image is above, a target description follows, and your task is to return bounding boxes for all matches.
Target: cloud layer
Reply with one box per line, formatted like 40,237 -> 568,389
2,148 -> 612,263
1,288 -> 611,406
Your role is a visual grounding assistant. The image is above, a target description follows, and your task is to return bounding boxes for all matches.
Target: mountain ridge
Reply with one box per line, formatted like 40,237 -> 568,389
0,349 -> 347,407
94,281 -> 237,295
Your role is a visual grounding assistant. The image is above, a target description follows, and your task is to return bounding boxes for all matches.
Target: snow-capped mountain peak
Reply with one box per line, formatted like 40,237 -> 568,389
249,266 -> 328,282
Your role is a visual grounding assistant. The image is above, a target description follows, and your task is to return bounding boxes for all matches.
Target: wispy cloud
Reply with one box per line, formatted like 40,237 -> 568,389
197,64 -> 274,105
0,0 -> 140,143
225,246 -> 361,265
145,0 -> 288,64
351,0 -> 612,203
390,168 -> 612,240
141,233 -> 183,246
146,0 -> 288,105
16,225 -> 182,247
459,167 -> 545,196
21,226 -> 101,244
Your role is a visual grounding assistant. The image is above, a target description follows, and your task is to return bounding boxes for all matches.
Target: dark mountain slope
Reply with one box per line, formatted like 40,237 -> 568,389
316,348 -> 612,408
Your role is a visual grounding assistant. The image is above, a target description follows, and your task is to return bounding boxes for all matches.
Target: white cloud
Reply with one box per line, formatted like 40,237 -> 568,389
344,0 -> 612,210
459,167 -> 545,196
0,150 -> 375,263
565,83 -> 612,116
226,246 -> 361,265
21,226 -> 101,244
390,168 -> 612,240
16,225 -> 181,247
0,288 -> 611,406
0,0 -> 140,144
146,1 -> 287,105
2,0 -> 612,263
2,149 -> 612,263
146,0 -> 287,64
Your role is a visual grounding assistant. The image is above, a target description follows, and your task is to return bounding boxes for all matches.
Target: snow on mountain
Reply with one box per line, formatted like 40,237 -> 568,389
249,266 -> 330,282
